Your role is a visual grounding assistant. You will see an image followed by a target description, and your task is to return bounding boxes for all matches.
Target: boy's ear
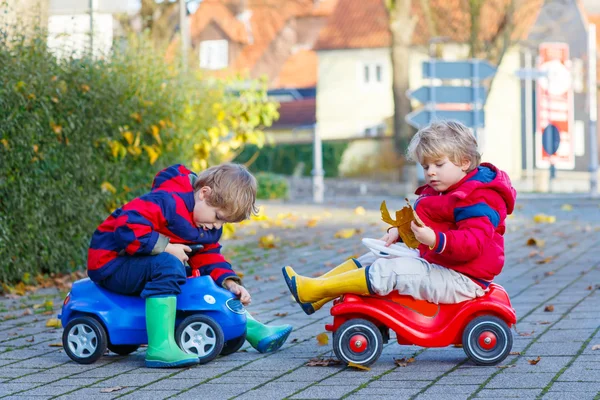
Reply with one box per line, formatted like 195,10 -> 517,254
197,186 -> 212,200
461,159 -> 471,172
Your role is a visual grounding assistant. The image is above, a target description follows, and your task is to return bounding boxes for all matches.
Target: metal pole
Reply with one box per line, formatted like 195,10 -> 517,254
472,59 -> 480,140
89,0 -> 94,56
429,43 -> 436,121
312,124 -> 324,203
588,24 -> 598,197
524,50 -> 534,191
180,0 -> 188,73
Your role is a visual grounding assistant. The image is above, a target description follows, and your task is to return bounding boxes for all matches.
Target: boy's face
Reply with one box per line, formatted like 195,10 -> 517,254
193,187 -> 227,231
421,156 -> 470,192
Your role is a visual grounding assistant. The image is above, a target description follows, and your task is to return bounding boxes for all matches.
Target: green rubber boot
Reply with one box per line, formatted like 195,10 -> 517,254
145,296 -> 199,368
245,311 -> 293,353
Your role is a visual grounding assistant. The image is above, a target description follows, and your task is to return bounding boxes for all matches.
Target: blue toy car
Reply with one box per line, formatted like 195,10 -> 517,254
59,275 -> 247,365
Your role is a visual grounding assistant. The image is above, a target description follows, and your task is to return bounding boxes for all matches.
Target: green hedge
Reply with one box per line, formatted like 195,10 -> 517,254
0,31 -> 275,284
234,142 -> 349,177
255,173 -> 289,200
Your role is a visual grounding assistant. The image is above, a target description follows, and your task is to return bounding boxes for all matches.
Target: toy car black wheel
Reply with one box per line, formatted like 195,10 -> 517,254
462,315 -> 513,366
62,316 -> 108,364
333,318 -> 383,367
176,315 -> 224,364
107,344 -> 140,356
220,332 -> 247,356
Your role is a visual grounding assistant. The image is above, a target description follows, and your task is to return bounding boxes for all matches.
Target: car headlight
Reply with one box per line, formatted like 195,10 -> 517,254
226,298 -> 245,314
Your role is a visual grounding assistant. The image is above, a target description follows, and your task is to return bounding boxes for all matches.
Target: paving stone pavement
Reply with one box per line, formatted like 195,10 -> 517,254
0,195 -> 599,400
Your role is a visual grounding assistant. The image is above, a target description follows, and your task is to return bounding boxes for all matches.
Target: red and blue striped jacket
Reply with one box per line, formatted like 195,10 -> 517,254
87,164 -> 239,287
413,163 -> 516,287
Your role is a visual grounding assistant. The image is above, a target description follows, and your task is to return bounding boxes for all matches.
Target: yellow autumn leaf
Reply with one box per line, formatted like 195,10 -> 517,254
316,332 -> 329,346
101,182 -> 117,194
32,144 -> 39,153
143,145 -> 159,165
46,318 -> 61,328
259,234 -> 278,249
561,204 -> 573,211
151,125 -> 162,145
221,223 -> 235,240
50,122 -> 62,134
354,206 -> 366,215
306,218 -> 319,228
347,362 -> 371,371
1,139 -> 9,149
334,228 -> 358,239
533,214 -> 556,224
122,131 -> 134,145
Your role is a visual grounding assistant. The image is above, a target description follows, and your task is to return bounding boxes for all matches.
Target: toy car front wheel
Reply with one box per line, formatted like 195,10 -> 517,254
220,333 -> 247,356
462,315 -> 513,366
333,319 -> 383,367
176,315 -> 224,364
107,344 -> 140,356
62,316 -> 108,364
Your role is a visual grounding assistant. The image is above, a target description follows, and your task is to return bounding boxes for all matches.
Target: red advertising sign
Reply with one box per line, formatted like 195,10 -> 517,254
536,43 -> 575,170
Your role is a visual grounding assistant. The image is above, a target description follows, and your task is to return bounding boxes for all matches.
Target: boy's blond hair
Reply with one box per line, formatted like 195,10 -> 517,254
406,120 -> 481,172
193,163 -> 258,222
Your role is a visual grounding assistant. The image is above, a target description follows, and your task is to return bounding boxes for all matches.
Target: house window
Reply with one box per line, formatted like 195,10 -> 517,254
200,40 -> 228,70
360,62 -> 384,85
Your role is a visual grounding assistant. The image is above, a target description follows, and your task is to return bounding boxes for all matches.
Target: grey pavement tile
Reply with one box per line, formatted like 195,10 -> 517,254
536,328 -> 596,342
8,373 -> 63,383
421,384 -> 479,395
11,356 -> 68,369
290,384 -> 358,399
141,377 -> 210,391
68,366 -> 139,378
484,372 -> 556,389
546,381 -> 600,391
170,383 -> 258,400
509,356 -> 571,372
524,341 -> 583,356
0,367 -> 41,378
167,366 -> 232,380
209,374 -> 273,386
0,348 -> 46,360
13,383 -> 76,397
89,372 -> 167,388
474,388 -> 543,398
254,381 -> 311,397
364,379 -> 428,389
50,386 -> 124,399
553,318 -> 599,330
557,367 -> 600,381
414,395 -> 478,400
118,389 -> 181,399
272,367 -> 338,382
0,383 -> 36,397
542,391 -> 599,400
235,389 -> 308,400
436,374 -> 491,385
349,388 -> 421,399
378,371 -> 443,380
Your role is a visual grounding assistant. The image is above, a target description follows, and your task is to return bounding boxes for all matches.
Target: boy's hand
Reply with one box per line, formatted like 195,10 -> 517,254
165,243 -> 191,263
411,221 -> 436,248
379,228 -> 399,247
224,279 -> 251,306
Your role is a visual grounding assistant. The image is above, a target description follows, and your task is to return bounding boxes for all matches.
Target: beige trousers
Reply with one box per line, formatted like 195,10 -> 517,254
358,241 -> 486,304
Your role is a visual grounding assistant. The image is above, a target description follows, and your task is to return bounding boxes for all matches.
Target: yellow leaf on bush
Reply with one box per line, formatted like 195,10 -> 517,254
1,139 -> 9,149
122,131 -> 134,145
354,206 -> 366,215
46,318 -> 61,328
316,332 -> 329,346
150,125 -> 162,145
334,229 -> 358,239
101,182 -> 117,194
348,362 -> 370,371
143,145 -> 159,165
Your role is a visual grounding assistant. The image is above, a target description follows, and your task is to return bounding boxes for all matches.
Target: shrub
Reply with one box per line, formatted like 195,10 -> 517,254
255,173 -> 289,200
0,29 -> 277,284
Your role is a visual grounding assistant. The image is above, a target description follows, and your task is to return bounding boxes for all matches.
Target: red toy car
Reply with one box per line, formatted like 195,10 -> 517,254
325,283 -> 516,367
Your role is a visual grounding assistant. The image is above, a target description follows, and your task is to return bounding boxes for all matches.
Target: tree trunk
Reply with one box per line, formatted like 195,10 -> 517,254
389,1 -> 417,157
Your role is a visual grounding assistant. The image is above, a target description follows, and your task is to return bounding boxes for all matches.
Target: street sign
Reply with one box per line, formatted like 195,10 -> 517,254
422,60 -> 497,80
514,68 -> 549,80
406,86 -> 487,104
535,42 -> 575,170
542,124 -> 561,156
405,109 -> 485,129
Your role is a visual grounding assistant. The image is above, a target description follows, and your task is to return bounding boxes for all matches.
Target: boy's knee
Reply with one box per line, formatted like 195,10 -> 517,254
151,253 -> 186,280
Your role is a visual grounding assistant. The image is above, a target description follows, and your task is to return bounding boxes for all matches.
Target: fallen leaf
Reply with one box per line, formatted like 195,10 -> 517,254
453,344 -> 463,348
45,318 -> 61,328
544,305 -> 555,312
306,357 -> 342,367
306,218 -> 319,228
544,271 -> 555,276
538,321 -> 551,325
22,308 -> 33,316
100,386 -> 125,393
533,214 -> 556,224
536,256 -> 555,265
334,228 -> 359,239
527,356 -> 541,365
591,344 -> 600,351
509,351 -> 521,355
526,238 -> 545,247
561,204 -> 573,211
258,234 -> 279,249
25,336 -> 34,343
274,312 -> 288,317
347,362 -> 370,371
48,343 -> 63,347
316,332 -> 329,346
497,364 -> 516,369
354,206 -> 366,215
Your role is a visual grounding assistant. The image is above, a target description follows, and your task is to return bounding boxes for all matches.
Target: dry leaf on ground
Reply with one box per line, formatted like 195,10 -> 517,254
527,356 -> 541,365
306,358 -> 342,367
497,364 -> 516,369
354,206 -> 366,215
48,343 -> 63,347
394,357 -> 415,367
45,318 -> 61,328
334,228 -> 360,239
274,312 -> 288,317
561,204 -> 573,211
544,305 -> 555,312
526,238 -> 545,247
533,214 -> 556,223
316,332 -> 329,346
100,386 -> 125,393
509,351 -> 521,355
347,362 -> 370,371
591,344 -> 600,351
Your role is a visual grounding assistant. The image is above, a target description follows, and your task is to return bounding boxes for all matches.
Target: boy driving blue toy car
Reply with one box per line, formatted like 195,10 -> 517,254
87,163 -> 292,368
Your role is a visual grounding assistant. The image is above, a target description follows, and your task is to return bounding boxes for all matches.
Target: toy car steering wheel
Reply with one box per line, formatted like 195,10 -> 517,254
361,238 -> 420,259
